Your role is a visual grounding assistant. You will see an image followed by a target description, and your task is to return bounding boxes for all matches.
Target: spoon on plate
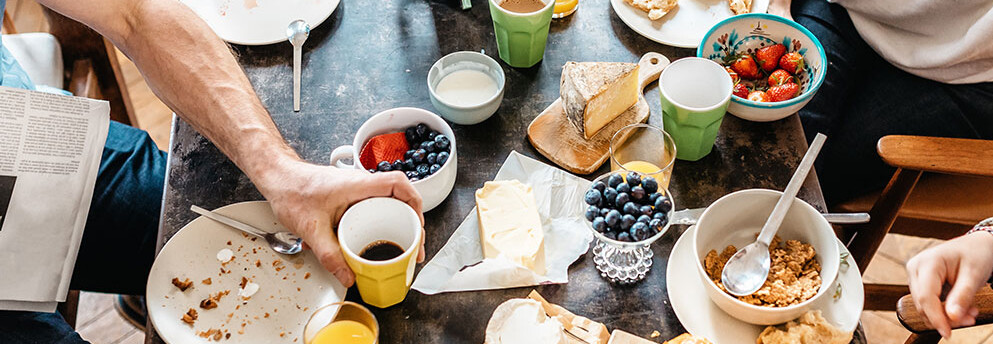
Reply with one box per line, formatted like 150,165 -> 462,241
721,133 -> 827,296
191,205 -> 303,255
286,19 -> 310,112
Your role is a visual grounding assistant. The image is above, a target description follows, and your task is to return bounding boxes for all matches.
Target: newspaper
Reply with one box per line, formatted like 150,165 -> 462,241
0,86 -> 109,312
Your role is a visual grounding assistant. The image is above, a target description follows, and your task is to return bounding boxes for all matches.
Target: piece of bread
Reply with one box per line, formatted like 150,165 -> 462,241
757,311 -> 852,344
664,333 -> 713,344
623,0 -> 678,20
529,290 -> 611,344
728,0 -> 752,14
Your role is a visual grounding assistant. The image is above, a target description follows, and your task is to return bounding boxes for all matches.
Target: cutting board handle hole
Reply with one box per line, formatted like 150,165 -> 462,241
650,57 -> 659,64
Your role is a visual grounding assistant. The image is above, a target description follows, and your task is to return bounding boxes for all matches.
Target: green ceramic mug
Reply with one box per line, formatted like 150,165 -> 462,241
660,57 -> 733,161
488,0 -> 555,68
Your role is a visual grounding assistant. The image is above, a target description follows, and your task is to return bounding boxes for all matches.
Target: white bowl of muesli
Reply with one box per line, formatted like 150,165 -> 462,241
692,189 -> 840,325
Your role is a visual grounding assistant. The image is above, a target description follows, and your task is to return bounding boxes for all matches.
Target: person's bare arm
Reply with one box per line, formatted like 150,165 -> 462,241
768,0 -> 793,20
36,0 -> 425,287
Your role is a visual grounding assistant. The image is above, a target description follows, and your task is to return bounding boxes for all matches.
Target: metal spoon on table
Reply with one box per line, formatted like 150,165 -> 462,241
286,19 -> 310,112
721,133 -> 827,296
190,205 -> 303,255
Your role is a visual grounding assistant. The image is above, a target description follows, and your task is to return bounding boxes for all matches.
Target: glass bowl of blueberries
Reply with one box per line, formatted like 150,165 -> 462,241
583,171 -> 674,284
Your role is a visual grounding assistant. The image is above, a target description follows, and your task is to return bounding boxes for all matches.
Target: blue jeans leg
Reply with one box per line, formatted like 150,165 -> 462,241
0,121 -> 166,343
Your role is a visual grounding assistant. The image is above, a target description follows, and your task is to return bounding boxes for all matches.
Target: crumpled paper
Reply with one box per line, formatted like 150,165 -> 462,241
411,151 -> 593,294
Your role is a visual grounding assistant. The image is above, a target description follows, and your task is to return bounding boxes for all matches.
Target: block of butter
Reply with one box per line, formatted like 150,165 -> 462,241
560,61 -> 639,139
475,180 -> 546,275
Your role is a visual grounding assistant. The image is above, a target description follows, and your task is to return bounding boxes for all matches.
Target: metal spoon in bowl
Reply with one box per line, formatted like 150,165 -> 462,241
721,133 -> 827,296
190,205 -> 303,255
286,19 -> 310,112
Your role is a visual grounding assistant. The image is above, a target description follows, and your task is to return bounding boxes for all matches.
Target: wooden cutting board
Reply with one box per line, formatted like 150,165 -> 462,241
527,52 -> 670,175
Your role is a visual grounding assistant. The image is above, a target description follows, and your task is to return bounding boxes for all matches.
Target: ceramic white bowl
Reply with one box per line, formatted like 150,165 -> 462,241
697,13 -> 827,122
329,107 -> 457,212
427,51 -> 506,125
692,189 -> 839,325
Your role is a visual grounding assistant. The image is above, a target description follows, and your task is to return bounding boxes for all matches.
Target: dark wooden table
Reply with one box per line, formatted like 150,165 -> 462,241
148,0 -> 865,343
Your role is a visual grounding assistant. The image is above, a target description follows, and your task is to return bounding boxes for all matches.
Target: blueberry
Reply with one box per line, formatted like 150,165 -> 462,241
631,186 -> 646,201
427,131 -> 438,140
416,164 -> 430,176
415,123 -> 429,139
637,214 -> 652,224
430,164 -> 442,174
367,168 -> 377,173
585,206 -> 599,221
640,205 -> 653,216
604,231 -> 618,240
654,196 -> 672,213
620,214 -> 636,230
592,217 -> 607,232
391,159 -> 404,171
616,231 -> 632,242
412,149 -> 427,163
631,222 -> 648,239
404,149 -> 415,160
614,192 -> 630,208
605,210 -> 621,227
421,140 -> 437,153
626,171 -> 642,186
623,202 -> 640,215
652,212 -> 667,221
649,218 -> 663,231
642,177 -> 659,194
616,183 -> 631,195
592,181 -> 606,193
607,174 -> 624,188
603,188 -> 618,205
649,192 -> 662,205
405,171 -> 418,179
404,159 -> 416,171
436,151 -> 450,165
404,127 -> 418,143
434,135 -> 451,151
377,161 -> 392,172
599,208 -> 610,217
584,189 -> 602,205
427,152 -> 438,165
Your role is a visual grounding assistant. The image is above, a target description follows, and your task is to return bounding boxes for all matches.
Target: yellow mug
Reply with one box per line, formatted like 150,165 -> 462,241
338,197 -> 422,308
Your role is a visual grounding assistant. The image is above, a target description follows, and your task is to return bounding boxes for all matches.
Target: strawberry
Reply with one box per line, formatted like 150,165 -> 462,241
729,55 -> 762,80
725,67 -> 740,84
779,52 -> 805,75
733,83 -> 749,98
767,69 -> 794,86
755,44 -> 786,72
767,83 -> 800,102
747,90 -> 770,102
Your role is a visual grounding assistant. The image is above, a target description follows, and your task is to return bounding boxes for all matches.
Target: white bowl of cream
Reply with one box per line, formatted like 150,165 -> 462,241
427,51 -> 506,125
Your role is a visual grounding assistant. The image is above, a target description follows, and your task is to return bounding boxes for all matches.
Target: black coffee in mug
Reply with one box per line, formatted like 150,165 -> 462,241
359,240 -> 405,261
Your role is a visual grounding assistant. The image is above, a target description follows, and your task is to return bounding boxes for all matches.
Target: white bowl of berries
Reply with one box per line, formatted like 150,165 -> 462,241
582,171 -> 674,284
698,13 -> 827,122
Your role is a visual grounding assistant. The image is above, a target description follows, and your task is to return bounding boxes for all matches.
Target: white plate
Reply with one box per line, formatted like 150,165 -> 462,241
667,226 -> 864,342
610,0 -> 769,48
147,201 -> 346,344
179,0 -> 341,45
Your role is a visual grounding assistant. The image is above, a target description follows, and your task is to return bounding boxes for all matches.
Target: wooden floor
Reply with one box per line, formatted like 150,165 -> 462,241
6,1 -> 993,343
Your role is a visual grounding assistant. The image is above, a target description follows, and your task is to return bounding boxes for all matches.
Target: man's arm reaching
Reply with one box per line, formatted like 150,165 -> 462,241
36,0 -> 425,287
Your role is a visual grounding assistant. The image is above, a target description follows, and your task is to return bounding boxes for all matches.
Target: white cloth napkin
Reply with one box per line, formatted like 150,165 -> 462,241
411,151 -> 593,294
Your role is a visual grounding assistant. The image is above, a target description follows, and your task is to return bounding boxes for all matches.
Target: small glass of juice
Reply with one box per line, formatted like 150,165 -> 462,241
552,0 -> 578,18
608,123 -> 677,189
303,301 -> 379,344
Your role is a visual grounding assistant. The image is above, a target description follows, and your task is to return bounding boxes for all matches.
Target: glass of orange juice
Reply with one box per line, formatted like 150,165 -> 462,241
553,0 -> 578,18
303,301 -> 379,344
608,123 -> 676,189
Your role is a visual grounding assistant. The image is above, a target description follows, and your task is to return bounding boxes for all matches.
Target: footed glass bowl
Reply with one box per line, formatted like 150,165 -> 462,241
587,172 -> 675,284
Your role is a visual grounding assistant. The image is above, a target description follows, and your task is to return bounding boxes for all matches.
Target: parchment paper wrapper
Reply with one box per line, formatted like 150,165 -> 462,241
411,151 -> 593,294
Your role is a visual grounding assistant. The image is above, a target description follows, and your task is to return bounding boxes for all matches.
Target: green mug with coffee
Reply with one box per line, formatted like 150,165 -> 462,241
488,0 -> 554,68
660,57 -> 733,161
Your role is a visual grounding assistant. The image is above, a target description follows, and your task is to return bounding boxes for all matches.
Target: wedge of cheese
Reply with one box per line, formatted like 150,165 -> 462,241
485,299 -> 566,344
475,180 -> 546,275
560,62 -> 640,139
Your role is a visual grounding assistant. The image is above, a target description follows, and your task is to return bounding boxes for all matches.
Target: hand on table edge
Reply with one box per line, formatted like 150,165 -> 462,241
906,230 -> 993,339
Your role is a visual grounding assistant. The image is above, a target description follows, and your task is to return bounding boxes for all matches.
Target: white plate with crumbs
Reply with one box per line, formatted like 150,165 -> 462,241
666,226 -> 864,343
178,0 -> 340,45
610,0 -> 769,48
147,201 -> 345,344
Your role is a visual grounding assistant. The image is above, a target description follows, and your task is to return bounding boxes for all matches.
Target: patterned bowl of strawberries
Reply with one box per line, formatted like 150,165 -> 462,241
697,13 -> 826,122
